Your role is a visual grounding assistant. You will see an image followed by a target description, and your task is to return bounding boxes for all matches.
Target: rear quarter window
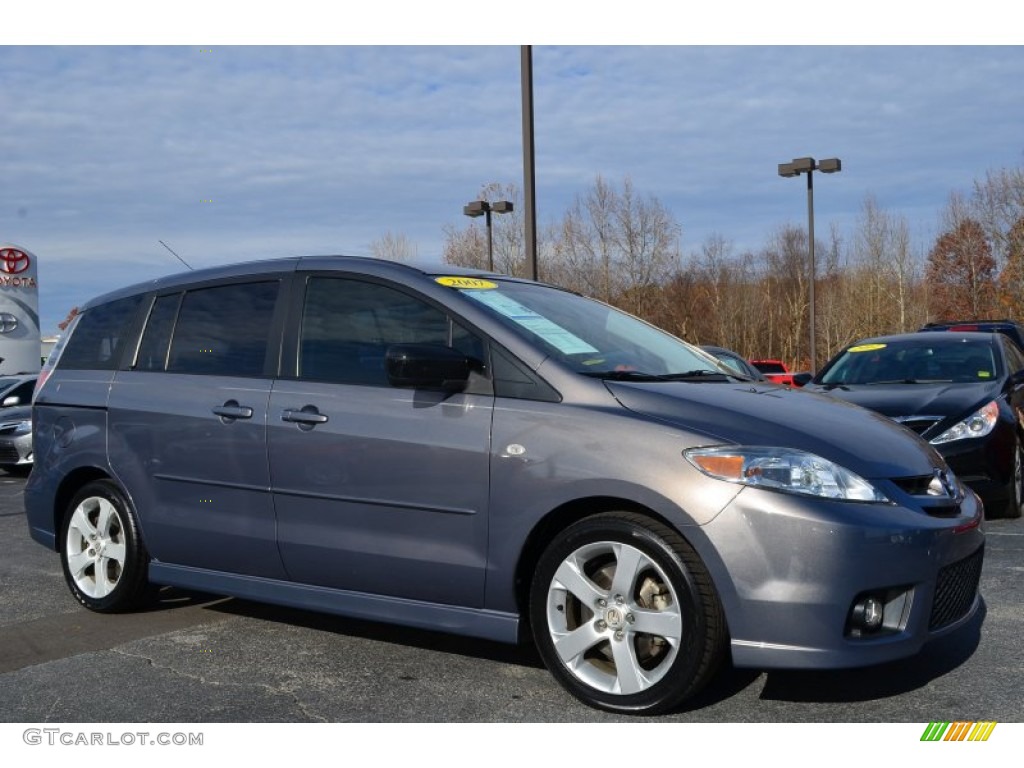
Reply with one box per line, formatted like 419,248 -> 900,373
56,295 -> 143,370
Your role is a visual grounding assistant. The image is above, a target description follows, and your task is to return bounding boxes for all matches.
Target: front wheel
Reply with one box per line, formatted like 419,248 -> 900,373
60,480 -> 153,612
529,512 -> 726,715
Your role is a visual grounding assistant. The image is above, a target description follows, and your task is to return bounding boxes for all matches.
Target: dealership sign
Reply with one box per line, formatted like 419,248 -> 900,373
0,247 -> 37,288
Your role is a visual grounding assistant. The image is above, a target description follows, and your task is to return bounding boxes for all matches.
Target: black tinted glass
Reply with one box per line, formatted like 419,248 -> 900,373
167,282 -> 278,376
58,295 -> 143,370
135,294 -> 182,372
300,278 -> 480,385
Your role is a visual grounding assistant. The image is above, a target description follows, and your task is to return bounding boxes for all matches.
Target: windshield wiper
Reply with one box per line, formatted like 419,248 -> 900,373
868,378 -> 952,385
583,369 -> 731,382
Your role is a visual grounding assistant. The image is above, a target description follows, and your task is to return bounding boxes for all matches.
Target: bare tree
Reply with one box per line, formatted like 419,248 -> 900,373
762,225 -> 809,365
972,165 -> 1024,265
850,195 -> 919,334
549,175 -> 681,316
443,182 -> 527,276
369,231 -> 418,262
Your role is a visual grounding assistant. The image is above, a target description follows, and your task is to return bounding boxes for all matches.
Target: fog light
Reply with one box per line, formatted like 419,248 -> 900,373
850,595 -> 885,633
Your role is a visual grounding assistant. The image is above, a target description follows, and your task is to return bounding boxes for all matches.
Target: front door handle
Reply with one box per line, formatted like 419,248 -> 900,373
282,405 -> 329,430
212,400 -> 254,423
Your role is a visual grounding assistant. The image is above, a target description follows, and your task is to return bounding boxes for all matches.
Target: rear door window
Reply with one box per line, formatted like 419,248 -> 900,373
167,281 -> 279,377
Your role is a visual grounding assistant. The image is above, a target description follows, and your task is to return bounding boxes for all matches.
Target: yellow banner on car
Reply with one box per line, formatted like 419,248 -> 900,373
848,343 -> 887,353
435,276 -> 498,290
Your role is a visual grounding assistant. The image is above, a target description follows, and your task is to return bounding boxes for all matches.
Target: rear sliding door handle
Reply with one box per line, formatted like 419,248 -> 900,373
212,400 -> 254,423
282,405 -> 329,430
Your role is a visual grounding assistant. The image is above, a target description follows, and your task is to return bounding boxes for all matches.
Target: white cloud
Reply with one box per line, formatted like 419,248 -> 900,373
2,45 -> 1023,332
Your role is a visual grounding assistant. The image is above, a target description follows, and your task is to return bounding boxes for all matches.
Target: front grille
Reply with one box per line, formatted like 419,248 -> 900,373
0,446 -> 21,463
929,546 -> 984,631
892,475 -> 932,495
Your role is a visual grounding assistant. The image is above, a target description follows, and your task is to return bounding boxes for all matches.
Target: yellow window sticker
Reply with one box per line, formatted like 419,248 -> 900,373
435,276 -> 498,290
848,343 -> 887,353
978,370 -> 992,378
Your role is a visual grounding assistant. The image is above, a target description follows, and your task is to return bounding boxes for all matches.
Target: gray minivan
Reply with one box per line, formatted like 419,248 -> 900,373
25,256 -> 985,714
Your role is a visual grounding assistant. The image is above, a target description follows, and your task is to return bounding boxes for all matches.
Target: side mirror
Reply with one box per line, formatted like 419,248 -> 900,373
2,396 -> 19,407
386,344 -> 471,392
791,372 -> 813,388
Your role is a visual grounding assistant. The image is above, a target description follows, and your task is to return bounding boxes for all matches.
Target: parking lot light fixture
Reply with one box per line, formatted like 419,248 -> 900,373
463,200 -> 514,271
777,156 -> 842,373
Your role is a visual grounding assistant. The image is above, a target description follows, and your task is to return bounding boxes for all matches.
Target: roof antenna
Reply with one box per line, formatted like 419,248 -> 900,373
158,240 -> 194,270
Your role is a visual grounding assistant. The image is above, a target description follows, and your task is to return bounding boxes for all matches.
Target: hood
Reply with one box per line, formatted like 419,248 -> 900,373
606,380 -> 945,480
805,381 -> 1000,437
0,404 -> 32,423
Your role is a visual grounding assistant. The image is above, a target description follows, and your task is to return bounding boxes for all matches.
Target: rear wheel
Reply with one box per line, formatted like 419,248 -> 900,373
529,512 -> 726,715
60,480 -> 153,612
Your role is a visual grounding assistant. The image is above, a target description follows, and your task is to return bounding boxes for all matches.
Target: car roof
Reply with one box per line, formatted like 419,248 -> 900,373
843,331 -> 1003,346
77,255 -> 542,312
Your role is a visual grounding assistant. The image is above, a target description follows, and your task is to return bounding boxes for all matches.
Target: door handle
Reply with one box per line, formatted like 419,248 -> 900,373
212,400 -> 254,423
282,405 -> 329,430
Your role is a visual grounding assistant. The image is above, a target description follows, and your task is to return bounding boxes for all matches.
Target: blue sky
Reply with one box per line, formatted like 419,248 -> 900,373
2,12 -> 1023,334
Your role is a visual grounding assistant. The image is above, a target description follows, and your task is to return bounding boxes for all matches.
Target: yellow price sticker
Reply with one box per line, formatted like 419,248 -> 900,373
848,343 -> 887,353
435,276 -> 498,290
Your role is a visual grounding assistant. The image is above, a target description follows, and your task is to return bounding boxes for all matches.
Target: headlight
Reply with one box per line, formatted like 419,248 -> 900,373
13,420 -> 31,436
683,446 -> 890,503
930,400 -> 999,445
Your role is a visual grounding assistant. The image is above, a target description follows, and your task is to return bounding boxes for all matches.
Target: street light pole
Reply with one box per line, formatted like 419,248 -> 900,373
777,156 -> 841,373
521,45 -> 538,281
463,200 -> 514,272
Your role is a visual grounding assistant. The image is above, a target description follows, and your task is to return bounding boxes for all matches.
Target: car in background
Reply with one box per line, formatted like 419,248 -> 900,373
699,345 -> 766,381
806,331 -> 1024,518
0,404 -> 32,474
0,374 -> 37,409
750,358 -> 806,386
920,320 -> 1024,352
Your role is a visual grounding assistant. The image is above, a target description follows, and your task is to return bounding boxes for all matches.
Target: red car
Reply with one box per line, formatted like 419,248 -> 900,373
750,358 -> 803,386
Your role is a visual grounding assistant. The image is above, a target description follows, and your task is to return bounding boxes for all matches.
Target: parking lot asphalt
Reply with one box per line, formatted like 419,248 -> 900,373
1,471 -> 1021,723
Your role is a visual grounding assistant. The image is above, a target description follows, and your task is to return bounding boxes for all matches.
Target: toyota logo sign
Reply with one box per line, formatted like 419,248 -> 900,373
0,248 -> 30,275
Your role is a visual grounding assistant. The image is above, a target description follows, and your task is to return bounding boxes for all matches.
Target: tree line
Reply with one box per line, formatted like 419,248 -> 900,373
370,164 -> 1024,371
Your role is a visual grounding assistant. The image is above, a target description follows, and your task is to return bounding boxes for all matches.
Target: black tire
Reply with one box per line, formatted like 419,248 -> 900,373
60,479 -> 152,613
529,511 -> 726,715
1004,439 -> 1024,519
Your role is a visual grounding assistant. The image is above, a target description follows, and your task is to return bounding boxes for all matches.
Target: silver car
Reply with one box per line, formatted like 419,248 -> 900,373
0,404 -> 32,473
25,257 -> 984,714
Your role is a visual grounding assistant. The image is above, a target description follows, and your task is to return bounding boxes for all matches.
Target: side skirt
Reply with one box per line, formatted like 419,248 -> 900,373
148,562 -> 521,644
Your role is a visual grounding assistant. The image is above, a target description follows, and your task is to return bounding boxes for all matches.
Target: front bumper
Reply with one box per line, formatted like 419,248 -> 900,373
0,433 -> 33,466
692,485 -> 984,670
936,428 -> 1014,515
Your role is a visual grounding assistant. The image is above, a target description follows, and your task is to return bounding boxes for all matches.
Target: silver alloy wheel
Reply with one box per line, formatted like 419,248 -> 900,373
64,495 -> 127,599
545,540 -> 683,695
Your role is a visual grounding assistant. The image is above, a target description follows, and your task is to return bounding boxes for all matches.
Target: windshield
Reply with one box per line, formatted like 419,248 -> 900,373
818,339 -> 1000,385
453,280 -> 724,377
